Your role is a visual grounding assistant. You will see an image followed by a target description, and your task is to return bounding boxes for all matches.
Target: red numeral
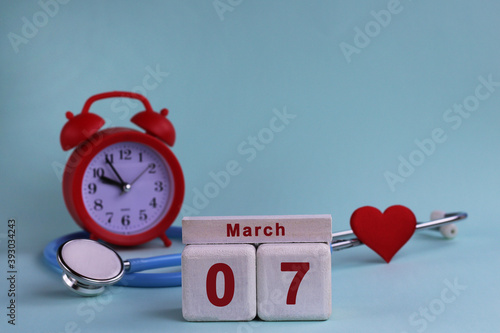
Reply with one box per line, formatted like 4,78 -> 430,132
281,262 -> 310,305
206,263 -> 235,307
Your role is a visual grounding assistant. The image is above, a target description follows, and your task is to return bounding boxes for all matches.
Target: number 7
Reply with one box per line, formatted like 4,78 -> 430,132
281,262 -> 310,305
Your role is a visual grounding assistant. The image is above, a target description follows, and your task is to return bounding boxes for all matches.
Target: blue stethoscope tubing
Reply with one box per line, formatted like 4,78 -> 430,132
43,227 -> 183,288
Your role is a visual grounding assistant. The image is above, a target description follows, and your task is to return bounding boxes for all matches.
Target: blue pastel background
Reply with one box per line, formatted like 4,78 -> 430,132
1,0 -> 499,332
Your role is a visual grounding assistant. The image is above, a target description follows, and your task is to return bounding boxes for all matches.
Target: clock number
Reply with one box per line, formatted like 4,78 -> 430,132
154,181 -> 164,192
121,215 -> 131,226
88,183 -> 97,194
94,199 -> 103,211
105,212 -> 113,223
93,168 -> 104,178
139,152 -> 143,162
105,154 -> 114,163
149,197 -> 157,208
120,149 -> 132,160
148,163 -> 156,174
139,209 -> 148,221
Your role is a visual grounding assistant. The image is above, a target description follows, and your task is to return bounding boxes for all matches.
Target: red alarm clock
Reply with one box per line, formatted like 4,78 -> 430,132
60,91 -> 184,247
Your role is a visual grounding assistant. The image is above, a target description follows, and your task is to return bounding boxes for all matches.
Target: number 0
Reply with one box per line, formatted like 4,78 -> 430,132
206,263 -> 235,307
281,262 -> 310,305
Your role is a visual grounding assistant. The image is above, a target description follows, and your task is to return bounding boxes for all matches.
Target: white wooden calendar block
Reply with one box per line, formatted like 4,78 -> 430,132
182,215 -> 332,244
182,244 -> 256,321
256,243 -> 331,321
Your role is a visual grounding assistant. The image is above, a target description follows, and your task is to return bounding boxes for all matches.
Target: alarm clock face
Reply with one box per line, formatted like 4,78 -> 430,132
80,141 -> 173,235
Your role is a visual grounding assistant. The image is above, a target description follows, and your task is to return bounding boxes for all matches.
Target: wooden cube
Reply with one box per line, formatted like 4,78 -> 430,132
182,244 -> 256,321
256,243 -> 331,321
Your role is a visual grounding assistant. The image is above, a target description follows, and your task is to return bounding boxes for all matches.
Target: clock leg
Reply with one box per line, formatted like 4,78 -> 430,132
160,234 -> 172,247
90,233 -> 99,241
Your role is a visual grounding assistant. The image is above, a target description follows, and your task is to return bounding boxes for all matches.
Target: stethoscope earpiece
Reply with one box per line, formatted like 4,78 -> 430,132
57,239 -> 125,296
430,210 -> 458,239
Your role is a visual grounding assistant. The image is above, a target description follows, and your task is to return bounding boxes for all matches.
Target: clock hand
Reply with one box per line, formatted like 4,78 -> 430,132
100,176 -> 131,193
105,156 -> 127,186
129,164 -> 151,187
117,164 -> 150,196
105,156 -> 131,193
100,176 -> 123,188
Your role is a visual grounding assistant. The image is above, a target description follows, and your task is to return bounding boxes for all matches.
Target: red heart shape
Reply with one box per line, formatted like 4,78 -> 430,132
350,205 -> 416,263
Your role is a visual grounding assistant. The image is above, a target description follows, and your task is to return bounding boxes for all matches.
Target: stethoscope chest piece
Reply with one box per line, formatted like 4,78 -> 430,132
57,239 -> 124,296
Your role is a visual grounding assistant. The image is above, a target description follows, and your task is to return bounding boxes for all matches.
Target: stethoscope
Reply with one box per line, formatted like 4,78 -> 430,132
44,211 -> 467,297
